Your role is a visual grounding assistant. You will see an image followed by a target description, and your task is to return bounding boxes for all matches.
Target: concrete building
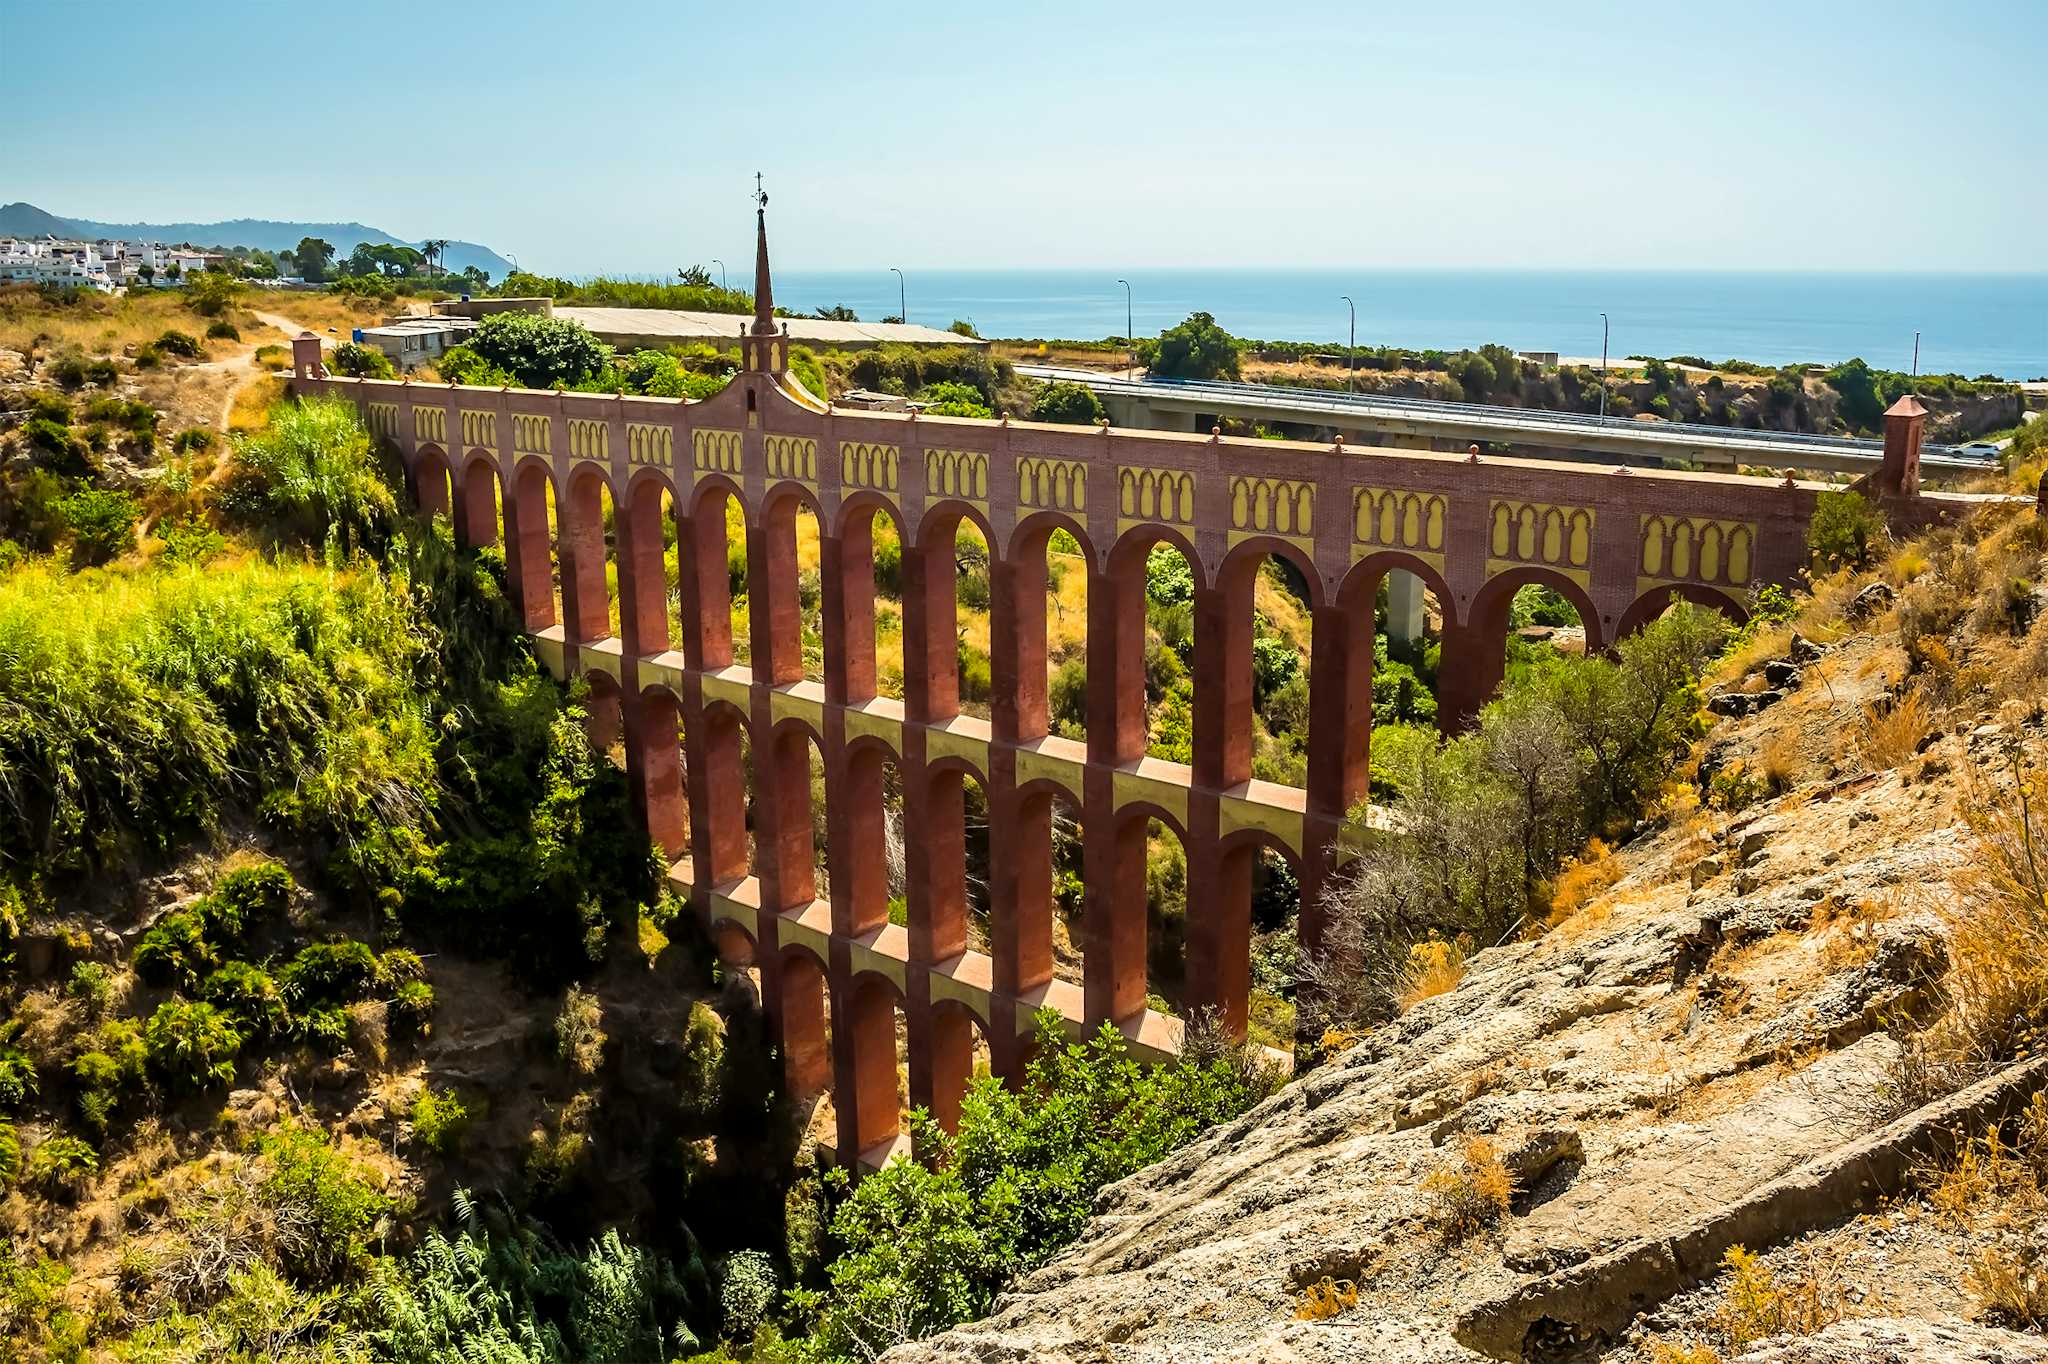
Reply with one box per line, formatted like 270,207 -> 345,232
358,316 -> 477,370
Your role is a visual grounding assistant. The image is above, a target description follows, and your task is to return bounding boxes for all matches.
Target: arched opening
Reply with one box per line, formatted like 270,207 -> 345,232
760,720 -> 826,911
681,481 -> 744,672
780,945 -> 833,1129
842,972 -> 907,1159
914,761 -> 990,965
927,998 -> 993,1134
459,455 -> 501,549
413,447 -> 453,522
1000,782 -> 1080,1011
1143,816 -> 1189,1015
582,668 -> 624,758
511,462 -> 557,631
756,487 -> 827,685
1453,569 -> 1602,731
1006,516 -> 1093,745
834,500 -> 907,704
1220,837 -> 1304,1047
620,474 -> 672,657
839,740 -> 905,936
698,700 -> 752,888
561,466 -> 618,646
1370,566 -> 1450,787
1614,583 -> 1749,641
1101,530 -> 1204,768
910,506 -> 996,723
635,684 -> 688,859
1218,544 -> 1318,790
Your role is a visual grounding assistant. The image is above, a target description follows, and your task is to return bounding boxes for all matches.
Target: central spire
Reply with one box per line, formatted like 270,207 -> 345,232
750,173 -> 775,336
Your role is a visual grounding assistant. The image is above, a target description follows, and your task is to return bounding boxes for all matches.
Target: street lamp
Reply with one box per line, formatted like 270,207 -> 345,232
1598,312 -> 1610,423
889,267 -> 905,324
1340,295 -> 1357,393
1117,278 -> 1133,374
712,258 -> 726,291
1912,330 -> 1921,378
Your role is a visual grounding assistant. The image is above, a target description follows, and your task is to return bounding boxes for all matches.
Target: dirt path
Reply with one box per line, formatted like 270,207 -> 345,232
204,309 -> 331,432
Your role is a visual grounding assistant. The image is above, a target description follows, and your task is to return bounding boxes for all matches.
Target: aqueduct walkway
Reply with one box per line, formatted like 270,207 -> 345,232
290,210 -> 1939,1170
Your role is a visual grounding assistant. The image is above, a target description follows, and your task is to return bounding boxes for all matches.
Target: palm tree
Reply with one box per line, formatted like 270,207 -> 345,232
422,238 -> 450,279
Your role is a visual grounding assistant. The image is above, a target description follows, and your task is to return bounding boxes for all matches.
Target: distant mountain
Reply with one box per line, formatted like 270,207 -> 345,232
0,203 -> 514,280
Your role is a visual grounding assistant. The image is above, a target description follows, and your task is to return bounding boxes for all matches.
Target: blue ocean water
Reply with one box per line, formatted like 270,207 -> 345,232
771,269 -> 2048,381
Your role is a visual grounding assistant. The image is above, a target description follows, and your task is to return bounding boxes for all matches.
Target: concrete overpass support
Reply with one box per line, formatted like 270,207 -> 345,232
1386,568 -> 1426,646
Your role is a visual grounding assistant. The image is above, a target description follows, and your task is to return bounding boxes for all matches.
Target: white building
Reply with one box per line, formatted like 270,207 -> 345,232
0,237 -> 116,292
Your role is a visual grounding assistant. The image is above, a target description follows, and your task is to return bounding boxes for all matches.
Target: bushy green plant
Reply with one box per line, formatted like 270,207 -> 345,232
0,1123 -> 16,1187
280,939 -> 380,1009
468,312 -> 612,389
805,1012 -> 1273,1358
205,319 -> 241,341
717,1249 -> 777,1344
1029,380 -> 1105,425
204,960 -> 290,1036
0,1048 -> 37,1111
224,395 -> 401,555
919,380 -> 993,418
135,342 -> 164,369
57,486 -> 140,566
330,341 -> 396,379
25,1134 -> 97,1198
145,999 -> 243,1090
391,978 -> 436,1035
66,959 -> 114,1013
434,343 -> 521,388
1807,489 -> 1886,571
255,1122 -> 387,1284
135,910 -> 215,991
156,329 -> 203,358
71,1019 -> 145,1131
0,1244 -> 81,1359
1148,312 -> 1240,381
409,1085 -> 470,1155
200,860 -> 293,940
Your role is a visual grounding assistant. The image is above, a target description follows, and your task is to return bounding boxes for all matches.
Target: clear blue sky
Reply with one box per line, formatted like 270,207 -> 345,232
6,0 -> 2043,276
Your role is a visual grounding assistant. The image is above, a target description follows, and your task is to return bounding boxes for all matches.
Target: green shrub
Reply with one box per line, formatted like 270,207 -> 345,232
205,320 -> 241,341
23,416 -> 91,475
392,979 -> 436,1035
0,1123 -> 16,1187
70,1026 -> 145,1132
134,910 -> 215,991
201,860 -> 293,940
157,516 -> 227,565
410,1086 -> 470,1155
718,1249 -> 777,1343
24,391 -> 70,424
255,1123 -> 387,1284
1029,380 -> 1105,425
375,947 -> 425,988
225,395 -> 400,554
25,1134 -> 97,1199
806,1011 -> 1274,1359
468,312 -> 613,389
66,960 -> 114,1013
134,343 -> 163,369
145,999 -> 243,1090
331,341 -> 396,379
156,329 -> 203,358
57,487 -> 141,567
919,379 -> 993,418
204,960 -> 289,1036
281,939 -> 380,1009
1148,312 -> 1240,381
299,1005 -> 351,1052
1807,489 -> 1886,571
85,357 -> 117,385
435,343 -> 520,388
0,1049 -> 37,1111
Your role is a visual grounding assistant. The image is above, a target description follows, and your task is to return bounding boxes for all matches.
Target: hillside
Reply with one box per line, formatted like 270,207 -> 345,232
0,201 -> 512,279
888,476 -> 2048,1362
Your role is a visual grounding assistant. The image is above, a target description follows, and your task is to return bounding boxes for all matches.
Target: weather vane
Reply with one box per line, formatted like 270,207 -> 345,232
755,172 -> 767,209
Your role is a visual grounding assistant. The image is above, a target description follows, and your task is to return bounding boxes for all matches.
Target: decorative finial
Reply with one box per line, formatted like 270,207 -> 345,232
1466,443 -> 1480,463
755,171 -> 767,210
1210,425 -> 1221,440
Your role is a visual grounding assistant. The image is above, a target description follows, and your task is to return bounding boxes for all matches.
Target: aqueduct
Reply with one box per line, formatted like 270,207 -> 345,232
291,209 -> 1938,1169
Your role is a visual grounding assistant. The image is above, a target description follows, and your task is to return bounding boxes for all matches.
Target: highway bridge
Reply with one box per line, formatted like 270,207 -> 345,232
1016,365 -> 1993,479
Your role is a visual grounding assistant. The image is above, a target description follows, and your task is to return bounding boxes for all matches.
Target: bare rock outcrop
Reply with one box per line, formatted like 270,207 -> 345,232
1731,1317 -> 2048,1363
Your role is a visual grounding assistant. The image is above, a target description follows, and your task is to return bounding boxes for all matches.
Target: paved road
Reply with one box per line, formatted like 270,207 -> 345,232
1017,365 -> 1996,478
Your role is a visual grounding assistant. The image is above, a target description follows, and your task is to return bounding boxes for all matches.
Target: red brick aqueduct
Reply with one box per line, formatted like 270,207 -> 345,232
291,211 -> 1939,1168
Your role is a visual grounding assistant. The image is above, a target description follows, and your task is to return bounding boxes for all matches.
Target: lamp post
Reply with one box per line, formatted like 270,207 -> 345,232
1117,278 -> 1133,374
712,258 -> 726,291
1340,294 -> 1356,393
1598,311 -> 1610,423
890,267 -> 905,325
1912,330 -> 1921,378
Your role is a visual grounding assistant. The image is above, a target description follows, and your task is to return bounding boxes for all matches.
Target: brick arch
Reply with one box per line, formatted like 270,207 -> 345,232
505,458 -> 558,630
1469,566 -> 1604,652
843,969 -> 906,1156
634,683 -> 687,858
840,739 -> 900,936
760,717 -> 825,912
834,493 -> 908,707
579,666 -> 624,753
1336,550 -> 1459,628
1614,582 -> 1750,640
1200,827 -> 1305,1037
927,994 -> 992,1134
778,943 -> 831,1100
1009,509 -> 1097,571
1015,772 -> 1082,808
1217,535 -> 1325,610
686,470 -> 747,523
557,458 -> 618,647
457,451 -> 503,549
1004,512 -> 1097,745
915,758 -> 989,969
411,442 -> 453,520
680,476 -> 747,672
1106,521 -> 1209,589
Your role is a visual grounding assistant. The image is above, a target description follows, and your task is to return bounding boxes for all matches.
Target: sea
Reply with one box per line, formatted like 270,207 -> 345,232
768,269 -> 2048,381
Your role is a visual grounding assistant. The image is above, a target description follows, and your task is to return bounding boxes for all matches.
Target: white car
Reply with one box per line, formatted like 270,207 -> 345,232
1955,441 -> 2002,462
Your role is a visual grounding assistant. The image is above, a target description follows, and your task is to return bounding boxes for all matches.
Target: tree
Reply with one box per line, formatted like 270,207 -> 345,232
421,238 -> 450,279
676,264 -> 714,288
330,342 -> 396,379
57,489 -> 141,568
1149,311 -> 1240,381
295,236 -> 336,283
815,304 -> 859,321
468,312 -> 613,389
1029,380 -> 1105,426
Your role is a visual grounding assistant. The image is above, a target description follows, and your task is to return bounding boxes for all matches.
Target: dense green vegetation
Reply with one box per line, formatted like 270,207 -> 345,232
0,388 -> 1276,1363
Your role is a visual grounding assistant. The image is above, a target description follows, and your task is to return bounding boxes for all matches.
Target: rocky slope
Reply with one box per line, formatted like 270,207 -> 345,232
889,600 -> 2048,1363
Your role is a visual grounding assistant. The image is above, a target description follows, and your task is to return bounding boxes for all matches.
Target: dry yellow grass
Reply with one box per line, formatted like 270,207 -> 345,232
1545,838 -> 1622,927
1398,936 -> 1468,1009
1857,686 -> 1932,771
1421,1136 -> 1512,1239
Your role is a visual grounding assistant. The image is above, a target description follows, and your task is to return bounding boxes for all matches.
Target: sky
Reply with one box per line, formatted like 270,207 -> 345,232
6,0 -> 2045,278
